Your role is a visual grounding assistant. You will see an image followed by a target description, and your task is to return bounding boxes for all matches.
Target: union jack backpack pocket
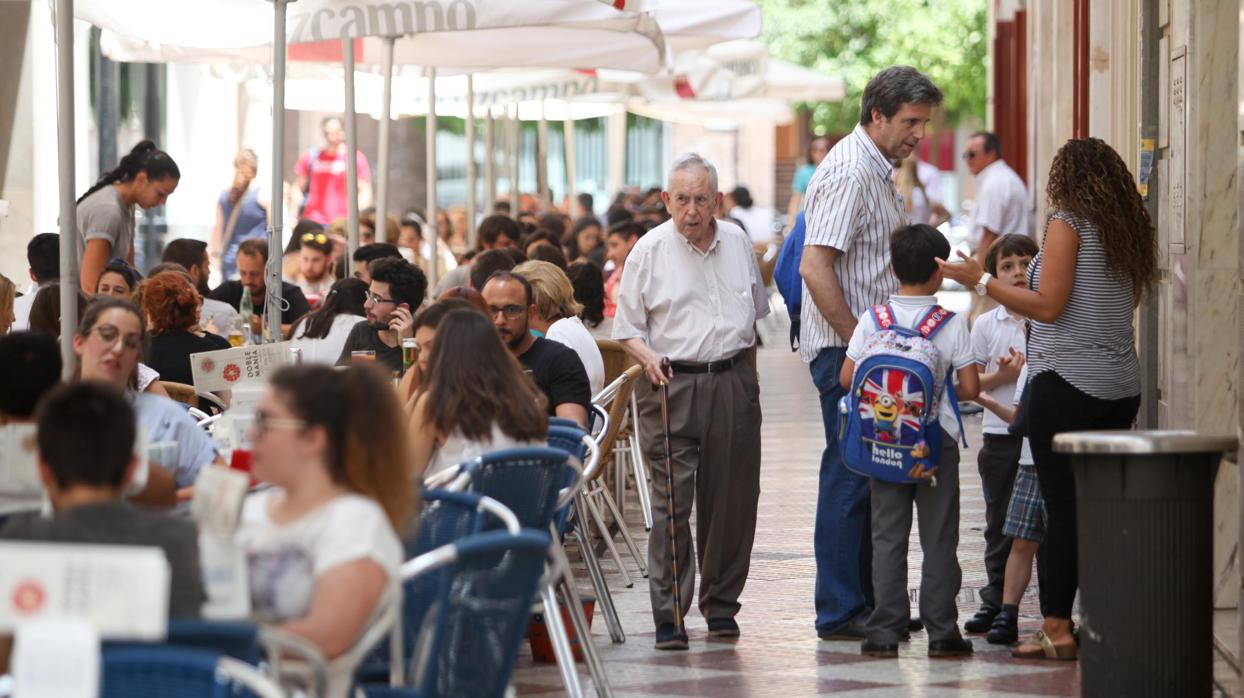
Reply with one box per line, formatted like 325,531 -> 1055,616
838,304 -> 964,484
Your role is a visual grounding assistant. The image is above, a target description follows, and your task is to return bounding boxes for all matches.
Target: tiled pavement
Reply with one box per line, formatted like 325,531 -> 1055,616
512,312 -> 1235,696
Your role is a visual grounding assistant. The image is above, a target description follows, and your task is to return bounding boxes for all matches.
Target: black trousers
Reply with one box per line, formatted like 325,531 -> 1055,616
977,433 -> 1022,611
1027,371 -> 1140,618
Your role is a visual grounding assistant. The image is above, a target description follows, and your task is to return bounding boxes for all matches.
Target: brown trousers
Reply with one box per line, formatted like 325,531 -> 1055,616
636,347 -> 763,627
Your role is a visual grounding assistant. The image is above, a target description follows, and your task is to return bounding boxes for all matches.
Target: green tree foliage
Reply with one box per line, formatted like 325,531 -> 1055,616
758,0 -> 987,134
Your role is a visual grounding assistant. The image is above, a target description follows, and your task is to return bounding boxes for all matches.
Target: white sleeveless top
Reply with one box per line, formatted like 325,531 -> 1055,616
425,423 -> 542,478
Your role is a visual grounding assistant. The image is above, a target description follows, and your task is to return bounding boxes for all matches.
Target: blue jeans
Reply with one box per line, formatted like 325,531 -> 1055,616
810,347 -> 873,632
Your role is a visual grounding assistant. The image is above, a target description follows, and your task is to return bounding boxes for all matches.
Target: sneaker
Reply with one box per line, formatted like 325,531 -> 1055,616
707,617 -> 740,637
964,606 -> 999,634
928,637 -> 974,657
818,620 -> 867,641
654,623 -> 688,650
860,639 -> 899,658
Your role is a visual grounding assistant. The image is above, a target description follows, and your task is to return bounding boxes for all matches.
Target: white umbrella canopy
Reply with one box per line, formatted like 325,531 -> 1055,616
641,0 -> 763,51
88,0 -> 667,73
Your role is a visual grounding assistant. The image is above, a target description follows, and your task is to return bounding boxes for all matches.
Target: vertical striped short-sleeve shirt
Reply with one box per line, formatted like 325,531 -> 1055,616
1026,210 -> 1140,400
799,124 -> 907,362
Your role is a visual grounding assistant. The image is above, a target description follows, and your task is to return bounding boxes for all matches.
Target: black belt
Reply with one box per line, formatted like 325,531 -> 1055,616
670,354 -> 740,375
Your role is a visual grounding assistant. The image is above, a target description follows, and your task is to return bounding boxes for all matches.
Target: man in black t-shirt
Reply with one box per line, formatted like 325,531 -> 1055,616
482,271 -> 591,426
336,257 -> 428,372
207,238 -> 311,334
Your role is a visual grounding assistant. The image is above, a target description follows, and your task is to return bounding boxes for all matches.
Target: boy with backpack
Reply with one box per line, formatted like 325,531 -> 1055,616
838,223 -> 979,657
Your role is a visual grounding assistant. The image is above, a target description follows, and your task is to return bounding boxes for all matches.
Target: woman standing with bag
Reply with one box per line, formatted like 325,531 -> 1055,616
77,140 -> 180,293
938,138 -> 1156,661
210,149 -> 270,281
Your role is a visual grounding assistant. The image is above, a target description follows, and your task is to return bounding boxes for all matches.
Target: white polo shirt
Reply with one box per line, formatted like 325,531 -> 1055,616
971,159 -> 1029,244
971,305 -> 1027,434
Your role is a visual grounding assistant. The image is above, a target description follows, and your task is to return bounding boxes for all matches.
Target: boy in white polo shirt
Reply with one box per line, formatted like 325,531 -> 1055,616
963,234 -> 1037,636
840,223 -> 980,658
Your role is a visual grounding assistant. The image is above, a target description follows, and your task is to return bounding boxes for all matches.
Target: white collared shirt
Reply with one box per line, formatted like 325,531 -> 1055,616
971,305 -> 1027,434
11,283 -> 43,333
800,123 -> 907,360
612,218 -> 769,363
971,159 -> 1030,243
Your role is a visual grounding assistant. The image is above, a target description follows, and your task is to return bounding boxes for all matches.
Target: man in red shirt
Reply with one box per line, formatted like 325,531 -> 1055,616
293,116 -> 372,226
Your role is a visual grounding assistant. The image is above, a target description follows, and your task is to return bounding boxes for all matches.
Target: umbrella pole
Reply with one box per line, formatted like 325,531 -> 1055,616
343,39 -> 360,260
425,66 -> 438,289
510,105 -> 521,220
537,100 -> 549,209
564,112 -> 577,217
375,35 -> 395,243
266,0 -> 288,345
54,0 -> 78,377
483,107 -> 496,230
465,74 -> 477,251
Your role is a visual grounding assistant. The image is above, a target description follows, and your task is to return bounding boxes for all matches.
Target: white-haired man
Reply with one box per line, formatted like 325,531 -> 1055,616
614,153 -> 769,650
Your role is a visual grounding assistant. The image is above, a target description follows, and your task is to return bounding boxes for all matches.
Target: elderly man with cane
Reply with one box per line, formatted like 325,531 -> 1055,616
614,153 -> 770,650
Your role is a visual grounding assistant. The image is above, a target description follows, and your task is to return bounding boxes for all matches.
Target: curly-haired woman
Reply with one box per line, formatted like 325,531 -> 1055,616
939,138 -> 1156,661
140,271 -> 230,386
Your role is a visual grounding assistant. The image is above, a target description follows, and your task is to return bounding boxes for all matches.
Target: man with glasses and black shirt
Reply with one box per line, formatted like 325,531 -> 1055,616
481,271 -> 591,427
336,257 -> 428,372
208,238 -> 312,336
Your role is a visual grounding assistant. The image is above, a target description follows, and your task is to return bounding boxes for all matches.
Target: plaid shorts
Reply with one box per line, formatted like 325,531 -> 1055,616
1003,463 -> 1045,542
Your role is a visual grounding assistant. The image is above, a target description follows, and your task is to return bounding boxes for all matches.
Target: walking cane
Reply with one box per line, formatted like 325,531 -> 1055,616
657,357 -> 684,636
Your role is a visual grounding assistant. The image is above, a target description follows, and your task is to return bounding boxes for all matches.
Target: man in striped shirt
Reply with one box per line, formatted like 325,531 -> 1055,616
799,66 -> 943,641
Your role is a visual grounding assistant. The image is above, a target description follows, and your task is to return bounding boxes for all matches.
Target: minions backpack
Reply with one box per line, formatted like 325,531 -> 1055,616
838,303 -> 966,484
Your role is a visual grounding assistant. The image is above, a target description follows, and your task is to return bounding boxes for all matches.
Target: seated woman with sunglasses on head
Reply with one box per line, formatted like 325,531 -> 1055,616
238,364 -> 416,697
74,298 -> 224,505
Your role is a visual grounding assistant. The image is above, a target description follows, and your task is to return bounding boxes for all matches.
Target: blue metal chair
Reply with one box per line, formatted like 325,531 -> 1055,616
406,530 -> 552,698
357,490 -> 519,686
108,620 -> 327,696
101,645 -> 284,698
465,447 -> 580,531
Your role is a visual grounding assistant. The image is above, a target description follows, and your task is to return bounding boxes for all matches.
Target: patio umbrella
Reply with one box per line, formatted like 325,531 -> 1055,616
80,0 -> 665,326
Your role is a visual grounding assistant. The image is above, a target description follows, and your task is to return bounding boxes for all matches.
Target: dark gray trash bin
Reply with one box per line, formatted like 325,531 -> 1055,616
1054,430 -> 1237,698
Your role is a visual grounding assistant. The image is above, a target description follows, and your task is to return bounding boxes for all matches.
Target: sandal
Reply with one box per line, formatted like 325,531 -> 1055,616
1011,629 -> 1078,660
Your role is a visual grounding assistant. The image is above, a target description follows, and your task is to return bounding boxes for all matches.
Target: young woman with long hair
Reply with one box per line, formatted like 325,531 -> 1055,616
77,140 -> 180,292
289,277 -> 368,365
238,364 -> 416,695
939,137 -> 1156,661
409,309 -> 548,479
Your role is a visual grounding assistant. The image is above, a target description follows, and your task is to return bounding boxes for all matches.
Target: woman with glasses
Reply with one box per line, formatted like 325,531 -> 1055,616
289,277 -> 368,365
239,364 -> 414,696
73,297 -> 223,506
408,308 -> 546,479
210,149 -> 270,281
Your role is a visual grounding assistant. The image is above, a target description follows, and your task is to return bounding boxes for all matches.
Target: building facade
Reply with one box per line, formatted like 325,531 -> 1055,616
994,0 -> 1242,670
